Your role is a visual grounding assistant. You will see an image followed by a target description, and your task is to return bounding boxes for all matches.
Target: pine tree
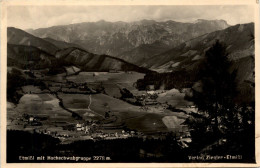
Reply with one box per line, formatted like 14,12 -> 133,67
192,40 -> 237,132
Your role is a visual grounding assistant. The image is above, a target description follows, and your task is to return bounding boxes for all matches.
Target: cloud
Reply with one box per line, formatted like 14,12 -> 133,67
7,5 -> 254,30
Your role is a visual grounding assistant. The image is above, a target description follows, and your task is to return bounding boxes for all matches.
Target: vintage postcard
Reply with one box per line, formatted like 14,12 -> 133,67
1,0 -> 259,167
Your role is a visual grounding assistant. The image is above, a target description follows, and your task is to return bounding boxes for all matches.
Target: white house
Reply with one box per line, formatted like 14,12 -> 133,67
29,117 -> 34,122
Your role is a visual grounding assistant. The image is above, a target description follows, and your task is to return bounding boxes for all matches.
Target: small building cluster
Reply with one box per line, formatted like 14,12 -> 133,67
74,121 -> 143,140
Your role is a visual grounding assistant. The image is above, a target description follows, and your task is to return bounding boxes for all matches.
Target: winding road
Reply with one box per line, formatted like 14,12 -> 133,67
88,95 -> 92,109
87,95 -> 104,118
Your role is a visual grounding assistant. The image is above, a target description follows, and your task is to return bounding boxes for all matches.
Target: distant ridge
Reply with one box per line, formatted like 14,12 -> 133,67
28,19 -> 230,63
43,37 -> 85,50
55,47 -> 152,73
142,23 -> 254,85
7,28 -> 152,73
8,27 -> 59,55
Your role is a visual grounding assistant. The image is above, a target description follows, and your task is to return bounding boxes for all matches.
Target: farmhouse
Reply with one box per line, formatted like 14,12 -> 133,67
109,69 -> 118,73
130,131 -> 135,135
147,90 -> 156,95
29,117 -> 34,122
109,133 -> 115,137
126,71 -> 133,74
146,85 -> 155,91
76,123 -> 85,131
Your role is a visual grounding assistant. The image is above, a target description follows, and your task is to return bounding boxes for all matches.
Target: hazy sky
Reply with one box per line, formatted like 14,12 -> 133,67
7,5 -> 254,30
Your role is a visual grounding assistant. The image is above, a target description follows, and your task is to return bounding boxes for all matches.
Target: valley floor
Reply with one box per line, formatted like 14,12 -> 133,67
6,69 -> 255,163
7,70 -> 194,145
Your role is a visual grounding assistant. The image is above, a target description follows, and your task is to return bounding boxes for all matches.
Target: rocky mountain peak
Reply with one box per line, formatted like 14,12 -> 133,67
28,19 -> 231,60
194,19 -> 229,27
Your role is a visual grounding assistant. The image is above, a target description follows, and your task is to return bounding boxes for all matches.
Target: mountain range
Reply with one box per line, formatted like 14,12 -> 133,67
144,23 -> 254,74
7,28 -> 151,73
7,20 -> 254,90
27,19 -> 229,65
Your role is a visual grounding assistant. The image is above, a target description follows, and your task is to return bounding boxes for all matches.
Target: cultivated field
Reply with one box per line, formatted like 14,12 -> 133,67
7,70 -> 194,141
7,93 -> 78,136
157,89 -> 193,107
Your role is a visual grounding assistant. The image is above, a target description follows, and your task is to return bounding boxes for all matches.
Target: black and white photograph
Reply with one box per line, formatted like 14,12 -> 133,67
2,0 -> 259,166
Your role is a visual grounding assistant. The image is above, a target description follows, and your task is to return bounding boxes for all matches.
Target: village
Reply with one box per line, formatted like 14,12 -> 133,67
10,109 -> 192,148
8,68 -> 193,148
